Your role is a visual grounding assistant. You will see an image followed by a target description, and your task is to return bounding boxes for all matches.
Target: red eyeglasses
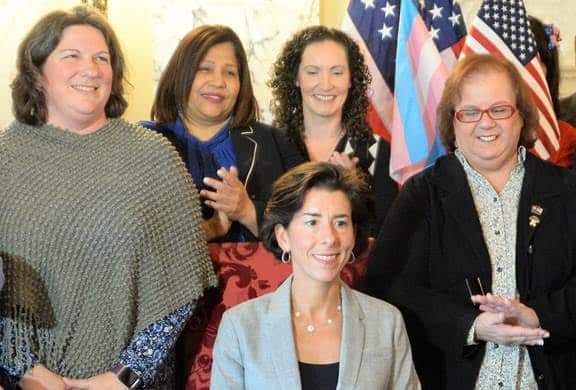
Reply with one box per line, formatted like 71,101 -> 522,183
455,104 -> 516,123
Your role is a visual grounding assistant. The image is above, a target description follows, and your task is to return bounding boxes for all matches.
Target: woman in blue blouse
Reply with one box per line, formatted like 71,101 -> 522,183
140,25 -> 303,242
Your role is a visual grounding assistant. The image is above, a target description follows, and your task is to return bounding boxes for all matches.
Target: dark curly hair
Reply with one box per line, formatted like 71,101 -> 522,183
268,26 -> 372,154
11,6 -> 127,126
260,162 -> 371,261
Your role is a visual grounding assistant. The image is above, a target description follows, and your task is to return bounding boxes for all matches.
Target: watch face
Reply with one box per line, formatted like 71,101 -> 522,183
115,365 -> 142,389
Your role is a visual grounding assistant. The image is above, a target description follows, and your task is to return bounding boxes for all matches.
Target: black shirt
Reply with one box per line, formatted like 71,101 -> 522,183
299,361 -> 339,390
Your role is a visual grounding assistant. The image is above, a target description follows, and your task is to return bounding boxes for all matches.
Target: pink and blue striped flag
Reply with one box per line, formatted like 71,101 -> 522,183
343,0 -> 465,183
389,0 -> 450,183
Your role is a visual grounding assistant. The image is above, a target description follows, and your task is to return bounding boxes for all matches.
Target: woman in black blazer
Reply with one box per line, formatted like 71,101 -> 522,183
269,26 -> 397,236
141,25 -> 303,242
366,55 -> 576,389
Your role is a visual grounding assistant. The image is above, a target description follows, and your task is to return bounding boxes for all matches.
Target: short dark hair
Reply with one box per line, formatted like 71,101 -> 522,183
438,54 -> 538,152
11,6 -> 127,125
151,25 -> 258,129
260,162 -> 371,260
268,26 -> 372,154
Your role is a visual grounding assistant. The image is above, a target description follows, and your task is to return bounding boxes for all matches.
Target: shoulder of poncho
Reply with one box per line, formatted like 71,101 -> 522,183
108,119 -> 186,174
113,119 -> 179,155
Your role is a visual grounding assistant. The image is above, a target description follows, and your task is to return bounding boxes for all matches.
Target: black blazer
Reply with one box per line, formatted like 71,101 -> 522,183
365,153 -> 576,390
142,121 -> 304,241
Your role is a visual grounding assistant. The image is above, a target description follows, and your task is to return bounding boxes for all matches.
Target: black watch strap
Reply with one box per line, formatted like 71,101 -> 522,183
111,362 -> 142,389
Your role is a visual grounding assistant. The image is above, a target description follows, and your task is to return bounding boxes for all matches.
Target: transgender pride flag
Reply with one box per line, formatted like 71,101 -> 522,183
390,0 -> 449,183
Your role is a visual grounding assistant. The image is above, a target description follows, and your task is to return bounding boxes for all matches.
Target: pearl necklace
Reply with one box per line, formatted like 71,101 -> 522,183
294,304 -> 342,333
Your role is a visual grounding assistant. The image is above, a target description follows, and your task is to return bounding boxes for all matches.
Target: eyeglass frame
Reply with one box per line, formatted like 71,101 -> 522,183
454,104 -> 517,123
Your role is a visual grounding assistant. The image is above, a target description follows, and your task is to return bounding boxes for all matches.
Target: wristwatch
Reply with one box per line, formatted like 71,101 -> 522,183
111,362 -> 142,389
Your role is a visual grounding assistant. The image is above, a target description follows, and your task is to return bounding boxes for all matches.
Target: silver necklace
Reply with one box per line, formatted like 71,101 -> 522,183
294,304 -> 342,333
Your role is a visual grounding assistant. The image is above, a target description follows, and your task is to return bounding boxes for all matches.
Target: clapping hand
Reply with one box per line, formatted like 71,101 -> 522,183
201,167 -> 258,236
471,293 -> 549,346
328,151 -> 359,170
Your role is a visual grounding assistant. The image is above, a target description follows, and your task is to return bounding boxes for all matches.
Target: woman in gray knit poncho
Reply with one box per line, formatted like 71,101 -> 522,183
0,6 -> 217,390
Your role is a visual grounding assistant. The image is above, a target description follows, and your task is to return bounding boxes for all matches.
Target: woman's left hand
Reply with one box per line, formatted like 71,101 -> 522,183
62,372 -> 127,389
472,293 -> 541,329
201,167 -> 258,236
328,152 -> 359,170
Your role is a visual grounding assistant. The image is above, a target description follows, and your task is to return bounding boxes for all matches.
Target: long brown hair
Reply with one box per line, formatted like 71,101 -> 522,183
151,25 -> 258,129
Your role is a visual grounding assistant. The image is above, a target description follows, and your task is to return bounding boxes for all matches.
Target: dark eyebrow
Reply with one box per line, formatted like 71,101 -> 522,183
333,214 -> 351,219
302,212 -> 351,219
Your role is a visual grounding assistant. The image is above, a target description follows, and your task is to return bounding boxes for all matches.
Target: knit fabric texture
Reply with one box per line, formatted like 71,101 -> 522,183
0,118 -> 217,378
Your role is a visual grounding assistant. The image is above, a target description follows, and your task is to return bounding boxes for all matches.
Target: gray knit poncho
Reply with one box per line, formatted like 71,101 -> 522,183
0,118 -> 217,378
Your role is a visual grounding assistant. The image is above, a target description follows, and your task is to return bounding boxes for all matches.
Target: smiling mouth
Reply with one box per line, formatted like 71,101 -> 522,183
314,94 -> 336,101
202,93 -> 225,102
313,253 -> 340,265
72,85 -> 98,92
478,135 -> 497,142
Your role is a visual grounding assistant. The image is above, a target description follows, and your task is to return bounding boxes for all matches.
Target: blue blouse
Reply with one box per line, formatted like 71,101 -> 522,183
140,118 -> 249,242
171,118 -> 237,199
0,303 -> 193,386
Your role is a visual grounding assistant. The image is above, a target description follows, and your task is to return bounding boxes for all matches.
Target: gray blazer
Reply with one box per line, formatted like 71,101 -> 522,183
211,276 -> 420,390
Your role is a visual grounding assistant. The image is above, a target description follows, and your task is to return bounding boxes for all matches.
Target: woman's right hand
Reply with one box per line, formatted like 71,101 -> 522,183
19,364 -> 66,390
474,311 -> 550,346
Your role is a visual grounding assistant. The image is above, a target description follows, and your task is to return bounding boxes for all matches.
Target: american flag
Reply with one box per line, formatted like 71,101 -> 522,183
342,0 -> 466,183
342,0 -> 400,141
422,0 -> 467,70
461,0 -> 560,159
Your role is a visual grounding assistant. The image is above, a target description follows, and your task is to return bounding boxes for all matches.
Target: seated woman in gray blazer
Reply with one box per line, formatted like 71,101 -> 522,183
211,162 -> 420,390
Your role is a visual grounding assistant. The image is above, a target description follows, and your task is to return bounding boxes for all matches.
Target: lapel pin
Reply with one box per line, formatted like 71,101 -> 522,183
531,205 -> 544,216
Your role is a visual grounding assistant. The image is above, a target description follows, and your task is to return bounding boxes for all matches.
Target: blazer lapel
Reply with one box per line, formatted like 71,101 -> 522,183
265,276 -> 302,390
337,282 -> 365,390
515,155 -> 561,298
231,126 -> 257,186
433,157 -> 492,278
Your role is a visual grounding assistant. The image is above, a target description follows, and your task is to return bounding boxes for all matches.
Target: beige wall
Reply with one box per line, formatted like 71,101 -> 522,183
108,1 -> 153,122
320,0 -> 347,27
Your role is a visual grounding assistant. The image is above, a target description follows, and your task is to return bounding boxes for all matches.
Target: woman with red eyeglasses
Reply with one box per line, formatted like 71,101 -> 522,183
365,54 -> 576,390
